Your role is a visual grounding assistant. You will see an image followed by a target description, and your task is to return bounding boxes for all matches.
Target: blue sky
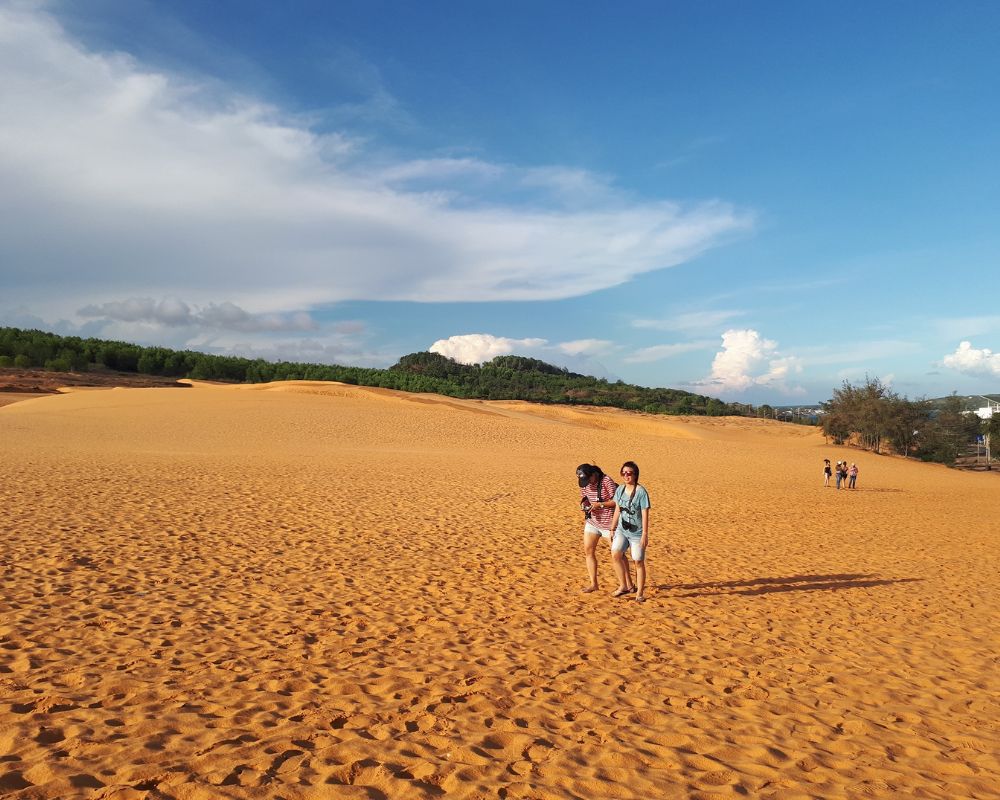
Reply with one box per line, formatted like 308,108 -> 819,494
2,1 -> 999,402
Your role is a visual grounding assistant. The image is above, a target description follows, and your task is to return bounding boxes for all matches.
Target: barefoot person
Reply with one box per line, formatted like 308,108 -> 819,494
578,463 -> 633,594
610,461 -> 650,602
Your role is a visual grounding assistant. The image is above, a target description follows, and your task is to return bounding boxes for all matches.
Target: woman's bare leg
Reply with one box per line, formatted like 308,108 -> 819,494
635,561 -> 647,600
611,548 -> 629,593
582,529 -> 601,592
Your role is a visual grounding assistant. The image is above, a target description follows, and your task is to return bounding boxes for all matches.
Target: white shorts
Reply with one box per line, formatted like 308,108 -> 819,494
584,520 -> 612,539
611,531 -> 645,561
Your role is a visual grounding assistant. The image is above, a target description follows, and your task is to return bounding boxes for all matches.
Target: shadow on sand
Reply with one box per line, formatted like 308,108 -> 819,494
659,573 -> 923,597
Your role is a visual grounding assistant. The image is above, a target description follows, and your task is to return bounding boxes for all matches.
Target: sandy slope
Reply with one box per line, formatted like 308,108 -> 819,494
0,382 -> 997,799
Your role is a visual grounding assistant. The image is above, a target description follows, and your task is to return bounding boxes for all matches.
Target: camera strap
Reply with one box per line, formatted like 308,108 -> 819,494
621,486 -> 638,517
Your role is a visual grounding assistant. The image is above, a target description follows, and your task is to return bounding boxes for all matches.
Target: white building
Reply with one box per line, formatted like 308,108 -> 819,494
974,399 -> 999,420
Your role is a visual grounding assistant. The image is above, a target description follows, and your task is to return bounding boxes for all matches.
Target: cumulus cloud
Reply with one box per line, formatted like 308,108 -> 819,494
0,5 -> 751,324
429,334 -> 547,365
942,341 -> 1000,377
697,329 -> 804,395
78,297 -> 318,332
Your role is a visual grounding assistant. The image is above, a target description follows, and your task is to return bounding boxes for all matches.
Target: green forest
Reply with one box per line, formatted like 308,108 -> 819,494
0,327 -> 741,416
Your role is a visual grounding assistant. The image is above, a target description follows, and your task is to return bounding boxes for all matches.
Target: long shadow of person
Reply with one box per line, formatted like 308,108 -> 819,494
658,573 -> 922,596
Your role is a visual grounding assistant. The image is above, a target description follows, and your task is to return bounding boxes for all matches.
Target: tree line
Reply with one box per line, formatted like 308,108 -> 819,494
821,376 -> 998,464
0,327 -> 744,416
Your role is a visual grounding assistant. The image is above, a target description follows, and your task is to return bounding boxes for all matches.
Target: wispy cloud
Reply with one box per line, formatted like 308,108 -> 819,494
316,45 -> 416,131
78,297 -> 319,333
623,341 -> 713,364
654,135 -> 726,171
701,277 -> 847,306
932,316 -> 1000,340
0,4 -> 753,330
557,339 -> 613,356
632,310 -> 744,333
376,157 -> 505,185
793,340 -> 921,366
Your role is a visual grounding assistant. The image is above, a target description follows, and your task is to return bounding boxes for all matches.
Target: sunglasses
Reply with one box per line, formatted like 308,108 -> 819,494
621,470 -> 635,477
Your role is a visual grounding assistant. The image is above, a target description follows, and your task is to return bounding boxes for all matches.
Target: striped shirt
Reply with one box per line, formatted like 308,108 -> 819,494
580,474 -> 618,530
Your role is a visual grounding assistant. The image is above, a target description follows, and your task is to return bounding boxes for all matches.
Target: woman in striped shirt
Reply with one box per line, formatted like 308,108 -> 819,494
578,463 -> 634,595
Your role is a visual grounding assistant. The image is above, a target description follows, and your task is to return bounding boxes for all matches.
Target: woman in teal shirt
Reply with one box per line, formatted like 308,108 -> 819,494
609,461 -> 650,602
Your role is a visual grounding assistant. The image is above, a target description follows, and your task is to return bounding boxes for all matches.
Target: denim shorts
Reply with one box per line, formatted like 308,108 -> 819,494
584,520 -> 612,539
611,531 -> 645,561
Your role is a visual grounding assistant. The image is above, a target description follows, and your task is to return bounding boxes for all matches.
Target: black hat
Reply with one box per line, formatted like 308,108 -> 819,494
576,464 -> 593,487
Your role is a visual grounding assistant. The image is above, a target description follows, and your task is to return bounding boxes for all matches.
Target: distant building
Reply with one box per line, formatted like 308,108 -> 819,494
974,399 -> 999,420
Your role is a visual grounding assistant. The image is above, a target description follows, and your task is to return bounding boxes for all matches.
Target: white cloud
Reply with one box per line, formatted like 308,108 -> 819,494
942,341 -> 1000,377
429,334 -> 548,365
0,5 -> 751,326
697,329 -> 804,395
632,310 -> 744,333
427,333 -> 615,378
624,341 -> 713,364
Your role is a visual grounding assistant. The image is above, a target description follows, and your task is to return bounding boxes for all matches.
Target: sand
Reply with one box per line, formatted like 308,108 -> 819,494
0,382 -> 997,799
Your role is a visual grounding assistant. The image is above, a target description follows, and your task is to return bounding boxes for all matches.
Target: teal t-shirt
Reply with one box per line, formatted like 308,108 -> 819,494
613,484 -> 650,535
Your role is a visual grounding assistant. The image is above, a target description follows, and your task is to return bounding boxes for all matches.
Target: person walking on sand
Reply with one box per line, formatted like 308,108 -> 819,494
610,461 -> 650,603
848,462 -> 858,489
578,464 -> 634,594
834,461 -> 843,490
823,459 -> 832,487
839,461 -> 849,490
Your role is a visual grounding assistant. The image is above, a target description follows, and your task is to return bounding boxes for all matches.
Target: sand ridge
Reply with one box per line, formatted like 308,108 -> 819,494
1,382 -> 997,799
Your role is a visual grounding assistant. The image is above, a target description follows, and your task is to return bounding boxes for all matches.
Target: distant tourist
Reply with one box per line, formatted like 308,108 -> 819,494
577,464 -> 633,594
848,462 -> 859,489
610,461 -> 650,603
839,461 -> 849,489
823,459 -> 832,487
